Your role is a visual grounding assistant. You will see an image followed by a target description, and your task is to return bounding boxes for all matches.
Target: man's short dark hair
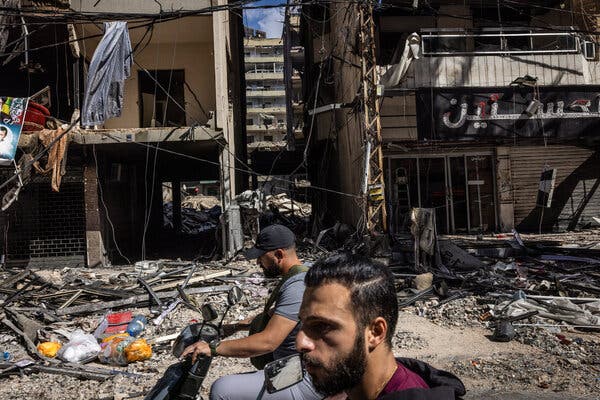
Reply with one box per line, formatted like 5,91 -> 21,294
305,253 -> 398,346
0,126 -> 7,134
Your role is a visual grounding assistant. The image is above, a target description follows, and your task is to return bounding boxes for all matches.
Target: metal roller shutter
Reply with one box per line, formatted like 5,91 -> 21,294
510,145 -> 600,231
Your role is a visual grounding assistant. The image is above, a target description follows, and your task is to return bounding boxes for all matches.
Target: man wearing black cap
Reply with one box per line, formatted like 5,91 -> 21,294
181,224 -> 321,400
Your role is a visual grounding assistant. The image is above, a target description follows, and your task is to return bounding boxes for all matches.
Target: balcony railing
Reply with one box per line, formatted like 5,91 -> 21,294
382,27 -> 600,89
246,89 -> 286,97
247,106 -> 286,114
421,27 -> 579,56
246,56 -> 284,64
246,124 -> 286,132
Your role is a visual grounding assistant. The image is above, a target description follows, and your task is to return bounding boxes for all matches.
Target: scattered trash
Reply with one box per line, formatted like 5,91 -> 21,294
57,330 -> 101,363
126,315 -> 147,337
37,342 -> 62,358
104,311 -> 133,335
492,321 -> 516,342
123,338 -> 152,363
98,335 -> 134,366
98,335 -> 151,365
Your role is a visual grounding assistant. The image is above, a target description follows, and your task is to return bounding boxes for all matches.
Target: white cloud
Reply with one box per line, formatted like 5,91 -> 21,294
245,7 -> 284,38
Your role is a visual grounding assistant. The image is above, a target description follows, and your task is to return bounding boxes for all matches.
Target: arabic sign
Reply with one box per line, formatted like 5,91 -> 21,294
416,87 -> 600,140
0,97 -> 28,166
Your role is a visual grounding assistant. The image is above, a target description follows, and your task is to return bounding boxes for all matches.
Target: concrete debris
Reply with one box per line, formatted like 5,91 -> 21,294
0,227 -> 598,398
266,193 -> 311,218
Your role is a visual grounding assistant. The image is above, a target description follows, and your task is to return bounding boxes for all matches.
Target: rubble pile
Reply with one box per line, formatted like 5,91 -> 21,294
387,226 -> 600,396
414,296 -> 490,328
448,353 -> 592,393
0,227 -> 597,398
0,259 -> 266,399
392,330 -> 428,350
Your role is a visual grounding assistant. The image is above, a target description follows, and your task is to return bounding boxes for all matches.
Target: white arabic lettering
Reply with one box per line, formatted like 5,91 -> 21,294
442,96 -> 599,129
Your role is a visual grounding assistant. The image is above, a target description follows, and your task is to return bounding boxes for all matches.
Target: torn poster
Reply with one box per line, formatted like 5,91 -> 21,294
82,21 -> 132,126
536,167 -> 557,208
0,97 -> 28,166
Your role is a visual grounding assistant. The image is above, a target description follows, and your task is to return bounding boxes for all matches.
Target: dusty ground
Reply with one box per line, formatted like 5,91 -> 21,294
0,258 -> 598,399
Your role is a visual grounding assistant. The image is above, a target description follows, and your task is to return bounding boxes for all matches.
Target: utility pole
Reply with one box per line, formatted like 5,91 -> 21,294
358,0 -> 387,234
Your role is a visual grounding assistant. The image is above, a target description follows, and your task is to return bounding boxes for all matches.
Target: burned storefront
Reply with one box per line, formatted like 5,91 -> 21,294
0,0 -> 247,267
385,85 -> 600,234
303,0 -> 600,236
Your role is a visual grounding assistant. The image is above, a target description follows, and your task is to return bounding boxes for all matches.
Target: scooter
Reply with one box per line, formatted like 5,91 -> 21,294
145,286 -> 307,400
145,286 -> 243,400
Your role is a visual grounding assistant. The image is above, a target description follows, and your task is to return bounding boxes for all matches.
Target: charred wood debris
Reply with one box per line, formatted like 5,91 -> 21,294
0,216 -> 598,390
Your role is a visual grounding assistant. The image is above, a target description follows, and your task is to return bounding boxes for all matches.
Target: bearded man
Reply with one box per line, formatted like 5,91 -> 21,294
296,253 -> 465,400
182,224 -> 320,400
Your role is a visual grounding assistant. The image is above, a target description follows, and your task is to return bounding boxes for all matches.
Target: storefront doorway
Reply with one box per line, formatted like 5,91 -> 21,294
387,153 -> 497,234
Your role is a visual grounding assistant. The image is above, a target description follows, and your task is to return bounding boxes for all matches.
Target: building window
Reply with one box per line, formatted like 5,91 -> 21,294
278,119 -> 284,124
139,70 -> 186,127
246,118 -> 254,125
248,135 -> 255,143
265,135 -> 273,141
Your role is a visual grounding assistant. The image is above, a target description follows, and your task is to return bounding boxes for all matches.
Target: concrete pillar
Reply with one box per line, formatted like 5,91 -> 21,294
213,0 -> 245,259
84,163 -> 107,267
495,147 -> 514,232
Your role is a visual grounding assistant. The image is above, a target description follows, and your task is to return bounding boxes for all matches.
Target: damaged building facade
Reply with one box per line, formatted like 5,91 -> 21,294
302,0 -> 600,235
0,0 -> 247,267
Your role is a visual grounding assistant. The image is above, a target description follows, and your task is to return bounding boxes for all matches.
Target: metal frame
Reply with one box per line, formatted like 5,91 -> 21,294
421,29 -> 580,56
386,152 -> 497,234
359,1 -> 387,233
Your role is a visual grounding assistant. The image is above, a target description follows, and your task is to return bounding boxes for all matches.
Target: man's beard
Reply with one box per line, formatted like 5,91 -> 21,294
302,331 -> 367,396
262,263 -> 280,278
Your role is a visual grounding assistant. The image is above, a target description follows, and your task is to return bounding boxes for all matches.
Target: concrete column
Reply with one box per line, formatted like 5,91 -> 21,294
495,147 -> 514,232
84,163 -> 107,267
213,0 -> 244,259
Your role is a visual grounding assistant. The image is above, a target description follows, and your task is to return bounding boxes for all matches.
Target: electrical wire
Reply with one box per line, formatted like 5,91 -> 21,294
92,144 -> 132,264
4,1 -> 600,62
98,130 -> 362,199
288,3 -> 328,178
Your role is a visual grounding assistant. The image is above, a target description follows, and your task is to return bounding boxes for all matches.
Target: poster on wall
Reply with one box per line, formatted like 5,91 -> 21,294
416,86 -> 600,141
0,97 -> 28,166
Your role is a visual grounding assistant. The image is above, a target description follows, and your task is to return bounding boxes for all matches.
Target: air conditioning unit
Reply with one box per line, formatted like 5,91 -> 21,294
582,40 -> 596,60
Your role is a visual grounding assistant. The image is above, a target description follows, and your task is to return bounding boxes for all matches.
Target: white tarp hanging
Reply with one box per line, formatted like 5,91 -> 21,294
82,21 -> 132,127
379,32 -> 421,89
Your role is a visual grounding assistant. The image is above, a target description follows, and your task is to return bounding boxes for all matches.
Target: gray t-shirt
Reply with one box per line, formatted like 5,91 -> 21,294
272,271 -> 306,360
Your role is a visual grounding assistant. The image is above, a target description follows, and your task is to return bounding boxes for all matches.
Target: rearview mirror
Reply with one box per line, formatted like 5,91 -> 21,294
227,286 -> 244,306
263,354 -> 304,394
201,303 -> 218,322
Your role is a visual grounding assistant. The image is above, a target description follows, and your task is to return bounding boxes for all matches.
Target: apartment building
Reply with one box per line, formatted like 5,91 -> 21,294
244,31 -> 288,149
302,0 -> 600,235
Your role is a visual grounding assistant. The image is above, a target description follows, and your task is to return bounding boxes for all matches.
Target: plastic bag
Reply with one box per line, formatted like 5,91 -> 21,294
124,338 -> 152,362
57,329 -> 101,363
37,342 -> 62,358
101,333 -> 130,343
98,336 -> 152,365
98,336 -> 134,366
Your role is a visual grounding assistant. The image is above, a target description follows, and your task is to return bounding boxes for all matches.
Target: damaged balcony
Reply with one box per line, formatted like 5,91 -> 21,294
75,16 -> 218,137
0,1 -> 246,267
382,28 -> 600,90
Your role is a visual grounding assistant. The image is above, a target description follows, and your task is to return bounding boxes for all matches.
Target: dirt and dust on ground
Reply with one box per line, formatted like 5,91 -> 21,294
0,229 -> 598,399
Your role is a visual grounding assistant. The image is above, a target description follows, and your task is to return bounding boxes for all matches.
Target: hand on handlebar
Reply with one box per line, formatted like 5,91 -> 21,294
180,340 -> 211,363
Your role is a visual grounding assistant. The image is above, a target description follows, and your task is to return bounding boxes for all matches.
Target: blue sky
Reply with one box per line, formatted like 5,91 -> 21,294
244,0 -> 286,38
